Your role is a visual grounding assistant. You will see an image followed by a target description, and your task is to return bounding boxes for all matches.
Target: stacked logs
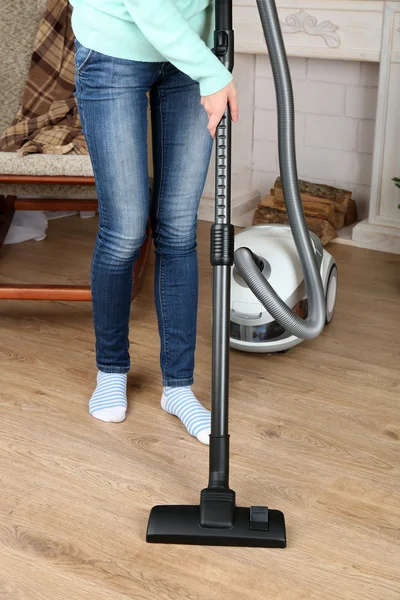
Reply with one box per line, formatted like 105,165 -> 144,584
252,177 -> 358,245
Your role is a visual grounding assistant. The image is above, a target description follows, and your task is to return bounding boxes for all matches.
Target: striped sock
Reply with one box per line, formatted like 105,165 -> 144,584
161,386 -> 211,445
89,372 -> 127,423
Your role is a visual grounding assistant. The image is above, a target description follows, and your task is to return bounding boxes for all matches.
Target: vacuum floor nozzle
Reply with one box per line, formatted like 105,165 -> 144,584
146,505 -> 286,547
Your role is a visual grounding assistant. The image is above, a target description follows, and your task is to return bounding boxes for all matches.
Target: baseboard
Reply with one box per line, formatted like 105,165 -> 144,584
352,219 -> 400,254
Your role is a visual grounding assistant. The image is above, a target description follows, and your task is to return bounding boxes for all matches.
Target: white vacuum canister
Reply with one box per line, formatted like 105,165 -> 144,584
230,225 -> 338,353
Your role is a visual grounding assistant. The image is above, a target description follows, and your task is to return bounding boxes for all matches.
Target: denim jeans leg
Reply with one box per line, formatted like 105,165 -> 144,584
75,47 -> 161,373
150,63 -> 213,387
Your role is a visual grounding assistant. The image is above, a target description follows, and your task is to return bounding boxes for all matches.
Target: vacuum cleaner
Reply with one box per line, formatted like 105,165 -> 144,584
146,0 -> 329,547
230,224 -> 338,352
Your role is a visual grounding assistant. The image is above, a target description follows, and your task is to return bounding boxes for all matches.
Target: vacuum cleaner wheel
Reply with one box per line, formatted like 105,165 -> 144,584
325,265 -> 338,324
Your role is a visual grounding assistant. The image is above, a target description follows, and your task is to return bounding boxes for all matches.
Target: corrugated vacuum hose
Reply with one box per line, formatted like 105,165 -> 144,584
234,0 -> 326,339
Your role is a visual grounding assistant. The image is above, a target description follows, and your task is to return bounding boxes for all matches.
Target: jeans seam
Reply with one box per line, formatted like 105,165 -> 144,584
159,255 -> 169,380
80,98 -> 98,336
79,97 -> 131,372
155,86 -> 165,234
156,86 -> 169,380
97,365 -> 130,374
91,240 -> 99,334
162,377 -> 194,387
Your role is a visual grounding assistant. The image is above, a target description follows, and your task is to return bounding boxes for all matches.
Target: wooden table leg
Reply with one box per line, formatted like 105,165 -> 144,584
0,195 -> 16,249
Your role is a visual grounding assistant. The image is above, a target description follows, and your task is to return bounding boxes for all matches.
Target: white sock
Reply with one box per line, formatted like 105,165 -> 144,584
89,371 -> 127,423
161,386 -> 211,445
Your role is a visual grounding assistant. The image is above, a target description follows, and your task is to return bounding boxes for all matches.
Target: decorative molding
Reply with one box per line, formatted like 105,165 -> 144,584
367,3 -> 400,236
280,10 -> 341,48
234,5 -> 382,61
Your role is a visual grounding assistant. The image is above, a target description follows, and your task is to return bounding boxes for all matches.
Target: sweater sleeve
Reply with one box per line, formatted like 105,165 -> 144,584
122,0 -> 233,96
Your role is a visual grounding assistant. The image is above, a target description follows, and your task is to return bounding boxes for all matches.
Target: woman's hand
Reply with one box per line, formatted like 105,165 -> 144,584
201,81 -> 239,139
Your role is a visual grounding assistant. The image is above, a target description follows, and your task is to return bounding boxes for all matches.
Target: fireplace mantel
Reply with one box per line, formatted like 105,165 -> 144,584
234,0 -> 385,62
200,0 -> 400,253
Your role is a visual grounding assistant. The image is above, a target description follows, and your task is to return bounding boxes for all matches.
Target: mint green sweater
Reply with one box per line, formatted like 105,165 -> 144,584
69,0 -> 233,96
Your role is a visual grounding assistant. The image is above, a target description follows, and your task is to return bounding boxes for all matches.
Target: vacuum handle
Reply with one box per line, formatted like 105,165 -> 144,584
214,30 -> 234,73
213,7 -> 234,226
215,0 -> 233,30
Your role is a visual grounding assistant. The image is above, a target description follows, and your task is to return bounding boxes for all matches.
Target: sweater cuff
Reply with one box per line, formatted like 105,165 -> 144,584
199,68 -> 234,96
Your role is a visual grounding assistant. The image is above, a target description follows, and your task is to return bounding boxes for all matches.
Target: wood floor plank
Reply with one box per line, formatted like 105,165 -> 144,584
0,216 -> 399,599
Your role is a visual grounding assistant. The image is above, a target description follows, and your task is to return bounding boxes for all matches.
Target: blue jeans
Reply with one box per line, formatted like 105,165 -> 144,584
74,40 -> 213,385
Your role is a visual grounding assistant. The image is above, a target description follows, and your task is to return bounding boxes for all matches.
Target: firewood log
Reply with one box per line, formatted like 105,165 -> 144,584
344,198 -> 358,227
261,194 -> 337,227
273,177 -> 351,213
272,186 -> 346,228
252,205 -> 338,246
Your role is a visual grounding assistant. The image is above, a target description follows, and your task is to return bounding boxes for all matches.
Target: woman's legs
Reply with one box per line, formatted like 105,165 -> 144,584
150,63 -> 213,443
75,44 -> 214,439
75,44 -> 160,420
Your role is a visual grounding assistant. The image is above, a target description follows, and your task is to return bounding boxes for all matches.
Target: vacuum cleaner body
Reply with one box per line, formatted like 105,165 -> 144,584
230,225 -> 338,353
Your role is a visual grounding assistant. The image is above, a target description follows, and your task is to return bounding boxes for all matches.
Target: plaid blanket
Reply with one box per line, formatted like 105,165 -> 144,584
0,0 -> 87,156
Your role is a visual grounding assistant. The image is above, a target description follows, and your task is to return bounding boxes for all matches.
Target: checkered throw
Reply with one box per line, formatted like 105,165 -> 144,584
0,0 -> 88,156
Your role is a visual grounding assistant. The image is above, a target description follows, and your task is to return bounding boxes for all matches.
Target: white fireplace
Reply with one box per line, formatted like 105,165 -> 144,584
199,0 -> 400,254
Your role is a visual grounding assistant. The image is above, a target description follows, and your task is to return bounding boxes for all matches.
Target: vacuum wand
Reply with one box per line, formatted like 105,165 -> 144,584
208,0 -> 235,491
146,0 -> 286,547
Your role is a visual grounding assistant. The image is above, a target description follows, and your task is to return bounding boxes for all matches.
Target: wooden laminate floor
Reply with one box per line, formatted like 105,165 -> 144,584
0,216 -> 399,600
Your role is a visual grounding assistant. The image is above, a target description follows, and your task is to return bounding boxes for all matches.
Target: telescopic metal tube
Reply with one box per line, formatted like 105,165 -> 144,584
208,1 -> 235,488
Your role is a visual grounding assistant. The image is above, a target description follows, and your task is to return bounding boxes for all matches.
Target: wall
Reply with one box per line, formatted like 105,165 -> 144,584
252,56 -> 379,220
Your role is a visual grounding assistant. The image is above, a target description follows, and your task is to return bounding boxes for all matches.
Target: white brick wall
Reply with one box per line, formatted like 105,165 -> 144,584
251,56 -> 380,221
305,115 -> 358,151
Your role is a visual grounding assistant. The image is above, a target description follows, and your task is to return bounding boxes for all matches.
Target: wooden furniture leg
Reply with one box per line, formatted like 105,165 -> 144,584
0,195 -> 16,248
